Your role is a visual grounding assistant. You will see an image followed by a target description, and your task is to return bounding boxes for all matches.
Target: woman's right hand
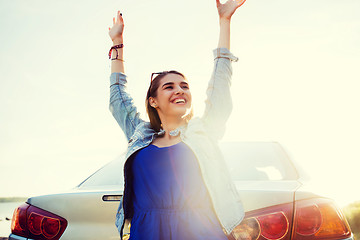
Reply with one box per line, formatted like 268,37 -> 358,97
216,0 -> 246,20
109,10 -> 124,44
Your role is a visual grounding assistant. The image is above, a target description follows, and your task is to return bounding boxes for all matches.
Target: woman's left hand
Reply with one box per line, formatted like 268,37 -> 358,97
216,0 -> 246,20
109,10 -> 124,44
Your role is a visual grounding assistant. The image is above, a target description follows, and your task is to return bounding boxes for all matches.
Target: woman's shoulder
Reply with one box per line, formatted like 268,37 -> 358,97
127,121 -> 156,148
185,117 -> 206,135
185,117 -> 224,141
134,121 -> 154,133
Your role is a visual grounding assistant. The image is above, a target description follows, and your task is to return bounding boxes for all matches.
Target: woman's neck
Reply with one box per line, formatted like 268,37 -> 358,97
153,120 -> 185,147
160,117 -> 186,137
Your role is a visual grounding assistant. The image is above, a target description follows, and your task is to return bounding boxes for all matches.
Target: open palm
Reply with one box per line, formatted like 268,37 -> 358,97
216,0 -> 246,19
109,11 -> 124,42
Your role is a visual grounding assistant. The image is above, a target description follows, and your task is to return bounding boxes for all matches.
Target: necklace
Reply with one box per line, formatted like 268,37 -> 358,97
169,128 -> 180,137
164,125 -> 186,137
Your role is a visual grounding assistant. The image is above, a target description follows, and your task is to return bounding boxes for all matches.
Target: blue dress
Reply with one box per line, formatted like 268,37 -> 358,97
129,142 -> 228,240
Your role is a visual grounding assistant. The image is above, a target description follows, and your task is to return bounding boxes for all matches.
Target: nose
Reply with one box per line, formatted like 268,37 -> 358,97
174,85 -> 184,95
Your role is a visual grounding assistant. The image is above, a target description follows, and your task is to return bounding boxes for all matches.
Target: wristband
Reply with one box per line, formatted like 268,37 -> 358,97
108,44 -> 124,60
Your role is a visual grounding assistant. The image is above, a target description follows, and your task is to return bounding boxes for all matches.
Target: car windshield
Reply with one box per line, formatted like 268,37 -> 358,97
78,142 -> 298,188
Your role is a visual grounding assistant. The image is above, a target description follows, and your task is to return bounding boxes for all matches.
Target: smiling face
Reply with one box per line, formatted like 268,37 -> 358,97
149,73 -> 192,121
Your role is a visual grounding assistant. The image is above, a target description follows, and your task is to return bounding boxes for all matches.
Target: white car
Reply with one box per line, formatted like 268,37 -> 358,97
9,142 -> 354,240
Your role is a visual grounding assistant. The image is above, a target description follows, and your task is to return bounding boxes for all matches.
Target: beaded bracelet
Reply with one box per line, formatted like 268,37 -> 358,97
108,44 -> 124,60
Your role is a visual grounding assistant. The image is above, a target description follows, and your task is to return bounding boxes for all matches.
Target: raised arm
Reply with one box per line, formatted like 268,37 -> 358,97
216,0 -> 246,49
202,0 -> 246,139
108,11 -> 143,140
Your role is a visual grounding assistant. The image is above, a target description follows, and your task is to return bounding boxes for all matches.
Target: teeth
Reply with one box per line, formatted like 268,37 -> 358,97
175,99 -> 185,103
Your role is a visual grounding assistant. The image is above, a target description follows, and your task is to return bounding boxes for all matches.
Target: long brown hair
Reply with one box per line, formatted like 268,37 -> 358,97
145,70 -> 193,132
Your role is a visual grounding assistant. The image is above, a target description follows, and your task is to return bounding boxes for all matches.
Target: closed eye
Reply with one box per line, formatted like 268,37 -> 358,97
162,82 -> 174,90
162,81 -> 189,90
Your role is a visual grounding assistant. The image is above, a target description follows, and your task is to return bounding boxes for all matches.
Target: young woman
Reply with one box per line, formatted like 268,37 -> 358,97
108,0 -> 246,239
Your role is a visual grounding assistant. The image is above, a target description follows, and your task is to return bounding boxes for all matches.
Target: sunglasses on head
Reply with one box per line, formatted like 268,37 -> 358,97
150,71 -> 169,82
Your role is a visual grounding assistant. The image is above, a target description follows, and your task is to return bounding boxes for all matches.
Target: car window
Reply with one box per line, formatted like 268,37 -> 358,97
78,155 -> 125,188
79,142 -> 299,188
220,142 -> 299,181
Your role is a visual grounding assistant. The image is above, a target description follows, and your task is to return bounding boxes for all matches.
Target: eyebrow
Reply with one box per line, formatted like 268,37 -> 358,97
162,81 -> 189,88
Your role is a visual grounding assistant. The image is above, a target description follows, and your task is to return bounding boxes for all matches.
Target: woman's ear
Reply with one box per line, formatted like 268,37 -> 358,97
149,97 -> 157,108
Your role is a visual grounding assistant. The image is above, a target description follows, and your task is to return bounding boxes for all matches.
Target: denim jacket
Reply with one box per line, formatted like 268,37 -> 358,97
109,48 -> 244,238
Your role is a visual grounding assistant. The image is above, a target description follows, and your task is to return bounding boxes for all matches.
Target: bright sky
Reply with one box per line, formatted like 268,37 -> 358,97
0,0 -> 359,207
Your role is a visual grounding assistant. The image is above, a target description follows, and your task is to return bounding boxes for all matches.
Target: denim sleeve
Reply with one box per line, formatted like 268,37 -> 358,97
201,48 -> 238,140
109,72 -> 144,141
